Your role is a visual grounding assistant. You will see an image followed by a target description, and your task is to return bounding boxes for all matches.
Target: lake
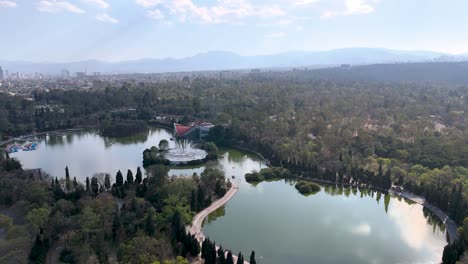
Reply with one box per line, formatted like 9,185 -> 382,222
9,128 -> 447,264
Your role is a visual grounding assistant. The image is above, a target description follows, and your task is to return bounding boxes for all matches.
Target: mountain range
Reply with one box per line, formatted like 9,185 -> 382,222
1,48 -> 467,74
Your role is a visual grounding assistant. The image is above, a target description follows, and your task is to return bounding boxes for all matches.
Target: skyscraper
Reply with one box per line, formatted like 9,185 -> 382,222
0,66 -> 4,81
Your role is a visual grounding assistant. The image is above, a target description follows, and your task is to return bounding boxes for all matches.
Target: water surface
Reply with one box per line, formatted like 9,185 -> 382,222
9,128 -> 447,263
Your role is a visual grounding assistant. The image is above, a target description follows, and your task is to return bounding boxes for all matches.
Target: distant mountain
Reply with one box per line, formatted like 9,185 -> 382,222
0,48 -> 462,74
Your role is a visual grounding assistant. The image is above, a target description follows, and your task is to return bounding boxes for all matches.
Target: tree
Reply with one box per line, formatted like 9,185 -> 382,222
236,252 -> 244,264
190,190 -> 197,212
116,170 -> 124,187
86,177 -> 90,192
226,251 -> 234,264
65,166 -> 71,192
217,246 -> 226,264
147,164 -> 169,187
91,177 -> 99,194
145,211 -> 155,237
127,170 -> 134,185
105,174 -> 111,190
135,167 -> 143,185
73,177 -> 79,191
249,251 -> 256,264
26,207 -> 50,234
79,207 -> 100,239
159,139 -> 169,151
112,213 -> 121,242
119,236 -> 164,264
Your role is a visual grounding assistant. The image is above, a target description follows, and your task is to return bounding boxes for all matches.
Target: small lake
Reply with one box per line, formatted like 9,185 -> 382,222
9,128 -> 447,263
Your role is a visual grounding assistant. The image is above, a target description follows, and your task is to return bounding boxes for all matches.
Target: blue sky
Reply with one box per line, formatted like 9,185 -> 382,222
1,0 -> 468,61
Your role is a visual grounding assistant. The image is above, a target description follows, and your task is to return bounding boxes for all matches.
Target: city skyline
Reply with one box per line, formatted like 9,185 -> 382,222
1,0 -> 468,61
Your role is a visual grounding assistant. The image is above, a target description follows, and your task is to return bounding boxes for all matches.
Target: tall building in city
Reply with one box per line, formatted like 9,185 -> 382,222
0,66 -> 4,81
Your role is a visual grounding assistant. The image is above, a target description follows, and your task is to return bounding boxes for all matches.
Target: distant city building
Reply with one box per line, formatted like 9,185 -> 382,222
4,70 -> 8,78
93,72 -> 101,76
76,72 -> 86,78
61,69 -> 70,78
0,66 -> 4,80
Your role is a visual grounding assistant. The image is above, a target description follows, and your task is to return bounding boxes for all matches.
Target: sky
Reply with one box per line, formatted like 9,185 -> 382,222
1,0 -> 468,61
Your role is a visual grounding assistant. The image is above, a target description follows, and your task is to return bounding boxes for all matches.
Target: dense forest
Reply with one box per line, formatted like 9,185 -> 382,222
0,62 -> 467,263
0,151 -> 245,263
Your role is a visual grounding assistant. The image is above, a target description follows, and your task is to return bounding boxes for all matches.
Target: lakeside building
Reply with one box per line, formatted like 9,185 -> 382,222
174,121 -> 214,140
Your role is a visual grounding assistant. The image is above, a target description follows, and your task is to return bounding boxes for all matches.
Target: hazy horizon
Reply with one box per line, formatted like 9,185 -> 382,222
2,0 -> 468,62
0,47 -> 462,63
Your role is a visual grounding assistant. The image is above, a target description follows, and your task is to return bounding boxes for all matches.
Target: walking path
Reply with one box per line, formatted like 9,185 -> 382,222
187,180 -> 249,264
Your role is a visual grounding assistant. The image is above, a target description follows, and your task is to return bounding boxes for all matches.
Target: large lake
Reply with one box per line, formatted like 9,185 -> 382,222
9,128 -> 447,264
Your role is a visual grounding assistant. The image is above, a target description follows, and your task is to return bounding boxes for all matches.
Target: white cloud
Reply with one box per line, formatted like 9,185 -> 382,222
96,13 -> 118,23
37,1 -> 86,14
350,223 -> 372,236
345,0 -> 376,15
321,0 -> 379,18
82,0 -> 109,9
137,0 -> 285,24
0,1 -> 17,8
264,32 -> 286,38
136,0 -> 162,8
147,8 -> 164,20
294,0 -> 321,6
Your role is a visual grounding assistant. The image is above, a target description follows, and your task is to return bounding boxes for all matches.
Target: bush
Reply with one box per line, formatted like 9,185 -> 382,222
245,173 -> 264,182
295,181 -> 321,195
245,167 -> 291,183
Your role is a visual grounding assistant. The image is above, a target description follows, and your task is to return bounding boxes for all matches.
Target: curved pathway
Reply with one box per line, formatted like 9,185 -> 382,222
187,180 -> 249,264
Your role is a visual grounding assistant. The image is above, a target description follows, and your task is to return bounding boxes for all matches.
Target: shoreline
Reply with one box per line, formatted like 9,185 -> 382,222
187,180 -> 249,264
293,176 -> 458,244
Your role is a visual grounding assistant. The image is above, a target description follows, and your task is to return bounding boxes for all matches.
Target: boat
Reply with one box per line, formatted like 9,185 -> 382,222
22,141 -> 38,151
5,143 -> 20,153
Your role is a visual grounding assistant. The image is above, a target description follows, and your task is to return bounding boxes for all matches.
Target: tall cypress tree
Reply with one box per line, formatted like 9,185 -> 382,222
91,177 -> 99,194
116,170 -> 124,187
226,251 -> 234,264
249,251 -> 256,264
65,166 -> 71,192
236,253 -> 243,264
218,246 -> 226,264
145,212 -> 155,236
127,170 -> 134,185
85,177 -> 90,192
73,177 -> 78,191
135,167 -> 143,185
104,174 -> 111,190
190,190 -> 197,212
197,185 -> 205,209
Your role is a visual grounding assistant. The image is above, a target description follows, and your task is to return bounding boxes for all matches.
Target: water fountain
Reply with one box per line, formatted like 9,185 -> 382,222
164,139 -> 207,164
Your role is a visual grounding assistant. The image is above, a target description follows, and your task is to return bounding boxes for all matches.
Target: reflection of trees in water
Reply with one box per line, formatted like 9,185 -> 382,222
319,183 -> 443,227
423,207 -> 446,234
46,135 -> 65,146
102,130 -> 149,148
65,133 -> 74,144
205,205 -> 226,225
225,150 -> 247,163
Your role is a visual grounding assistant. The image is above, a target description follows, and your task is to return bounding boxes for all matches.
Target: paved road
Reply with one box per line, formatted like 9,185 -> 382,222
187,180 -> 250,264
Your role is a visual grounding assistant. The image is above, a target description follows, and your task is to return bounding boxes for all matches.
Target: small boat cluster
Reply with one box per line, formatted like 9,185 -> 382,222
4,142 -> 38,153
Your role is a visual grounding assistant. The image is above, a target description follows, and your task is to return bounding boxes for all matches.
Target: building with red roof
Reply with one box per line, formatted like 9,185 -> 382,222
174,122 -> 214,140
